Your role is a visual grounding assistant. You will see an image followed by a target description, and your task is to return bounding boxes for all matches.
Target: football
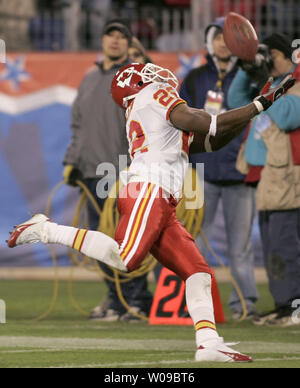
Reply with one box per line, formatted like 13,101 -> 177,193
223,12 -> 259,61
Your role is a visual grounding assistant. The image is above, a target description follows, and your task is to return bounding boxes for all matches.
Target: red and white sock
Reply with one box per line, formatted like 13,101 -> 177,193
43,222 -> 127,271
185,272 -> 220,348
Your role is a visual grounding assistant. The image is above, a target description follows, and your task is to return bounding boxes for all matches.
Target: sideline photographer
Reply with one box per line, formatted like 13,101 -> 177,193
228,33 -> 300,327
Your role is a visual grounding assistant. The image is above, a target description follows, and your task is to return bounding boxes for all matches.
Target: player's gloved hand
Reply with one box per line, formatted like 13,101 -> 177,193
239,44 -> 272,90
254,74 -> 296,111
63,165 -> 83,187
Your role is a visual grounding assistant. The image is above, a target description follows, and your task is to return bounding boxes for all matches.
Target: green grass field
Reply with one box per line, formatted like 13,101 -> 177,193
0,278 -> 300,368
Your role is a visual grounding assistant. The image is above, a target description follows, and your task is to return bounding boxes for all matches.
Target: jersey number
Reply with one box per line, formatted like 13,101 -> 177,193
129,120 -> 148,158
153,86 -> 178,107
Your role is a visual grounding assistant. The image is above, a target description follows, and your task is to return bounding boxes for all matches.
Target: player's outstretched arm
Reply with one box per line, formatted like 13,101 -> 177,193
170,74 -> 296,153
170,103 -> 257,152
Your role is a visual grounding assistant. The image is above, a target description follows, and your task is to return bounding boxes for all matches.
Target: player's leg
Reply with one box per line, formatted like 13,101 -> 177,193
150,212 -> 252,362
150,216 -> 218,343
7,214 -> 127,272
7,181 -> 166,273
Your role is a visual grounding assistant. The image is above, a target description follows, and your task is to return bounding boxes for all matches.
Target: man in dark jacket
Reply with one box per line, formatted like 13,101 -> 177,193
63,19 -> 153,322
180,17 -> 258,319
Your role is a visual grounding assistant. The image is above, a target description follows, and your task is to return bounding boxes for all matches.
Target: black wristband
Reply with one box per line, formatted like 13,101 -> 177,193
256,96 -> 272,111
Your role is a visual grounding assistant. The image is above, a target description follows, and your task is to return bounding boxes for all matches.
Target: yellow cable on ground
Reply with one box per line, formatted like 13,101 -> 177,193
176,167 -> 204,239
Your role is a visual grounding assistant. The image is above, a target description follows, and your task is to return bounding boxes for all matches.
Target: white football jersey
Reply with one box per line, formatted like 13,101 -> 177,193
120,82 -> 194,199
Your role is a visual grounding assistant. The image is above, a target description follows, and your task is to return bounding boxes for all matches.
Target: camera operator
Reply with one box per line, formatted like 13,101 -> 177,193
228,33 -> 300,327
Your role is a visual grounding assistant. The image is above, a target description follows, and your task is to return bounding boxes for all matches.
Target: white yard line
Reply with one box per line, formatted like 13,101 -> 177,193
39,357 -> 300,368
1,336 -> 300,354
0,336 -> 194,351
1,336 -> 300,368
3,347 -> 300,365
257,357 -> 300,362
50,360 -> 195,368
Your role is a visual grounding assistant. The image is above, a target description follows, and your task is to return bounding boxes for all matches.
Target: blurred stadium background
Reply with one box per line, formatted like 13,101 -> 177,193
1,0 -> 300,52
0,0 -> 299,269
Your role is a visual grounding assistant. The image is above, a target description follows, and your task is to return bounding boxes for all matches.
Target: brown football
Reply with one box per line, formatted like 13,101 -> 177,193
223,12 -> 259,61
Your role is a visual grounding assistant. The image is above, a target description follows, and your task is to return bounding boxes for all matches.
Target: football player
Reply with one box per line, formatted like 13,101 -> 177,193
7,63 -> 294,363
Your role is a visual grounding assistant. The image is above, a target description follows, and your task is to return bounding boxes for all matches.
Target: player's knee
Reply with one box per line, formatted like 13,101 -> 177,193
173,262 -> 212,282
125,259 -> 140,273
116,250 -> 139,273
122,252 -> 146,273
126,263 -> 135,273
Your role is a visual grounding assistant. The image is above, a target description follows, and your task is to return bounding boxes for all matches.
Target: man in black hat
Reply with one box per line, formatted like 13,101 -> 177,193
101,18 -> 132,68
63,18 -> 153,322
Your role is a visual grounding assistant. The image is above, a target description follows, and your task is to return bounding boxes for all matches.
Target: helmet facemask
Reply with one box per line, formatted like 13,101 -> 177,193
140,63 -> 179,89
123,63 -> 179,107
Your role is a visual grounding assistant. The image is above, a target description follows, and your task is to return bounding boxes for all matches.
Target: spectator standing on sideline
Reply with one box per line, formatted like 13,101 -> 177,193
228,33 -> 300,326
63,19 -> 153,322
180,17 -> 258,320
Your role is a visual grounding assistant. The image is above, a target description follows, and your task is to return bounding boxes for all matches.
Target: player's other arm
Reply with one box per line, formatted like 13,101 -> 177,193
170,74 -> 296,153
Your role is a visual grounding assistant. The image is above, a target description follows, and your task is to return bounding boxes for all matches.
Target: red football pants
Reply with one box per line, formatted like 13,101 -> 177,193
115,182 -> 212,281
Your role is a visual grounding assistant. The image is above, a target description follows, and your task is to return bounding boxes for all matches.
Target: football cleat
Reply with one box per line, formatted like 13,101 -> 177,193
195,338 -> 253,363
7,214 -> 50,248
